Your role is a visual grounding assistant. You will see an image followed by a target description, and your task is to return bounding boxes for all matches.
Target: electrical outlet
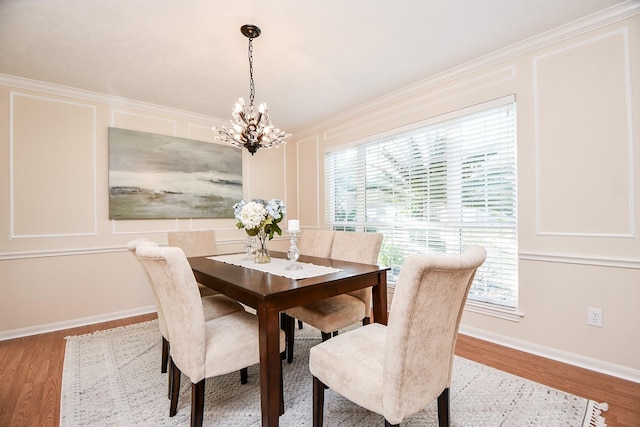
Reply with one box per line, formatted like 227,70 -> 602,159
587,307 -> 603,327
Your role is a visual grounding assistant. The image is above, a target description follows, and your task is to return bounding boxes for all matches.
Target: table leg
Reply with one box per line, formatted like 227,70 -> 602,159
371,270 -> 388,325
258,304 -> 282,427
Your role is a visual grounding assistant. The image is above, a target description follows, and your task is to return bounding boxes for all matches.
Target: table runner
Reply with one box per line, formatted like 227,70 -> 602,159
208,253 -> 342,280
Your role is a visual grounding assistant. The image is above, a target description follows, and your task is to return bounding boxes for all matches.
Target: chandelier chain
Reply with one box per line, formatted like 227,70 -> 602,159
248,37 -> 255,106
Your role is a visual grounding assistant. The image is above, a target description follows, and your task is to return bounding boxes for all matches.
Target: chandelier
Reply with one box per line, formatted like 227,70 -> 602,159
213,24 -> 290,155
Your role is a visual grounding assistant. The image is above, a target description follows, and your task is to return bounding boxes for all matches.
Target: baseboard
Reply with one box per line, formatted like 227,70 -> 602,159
0,305 -> 157,341
459,325 -> 640,383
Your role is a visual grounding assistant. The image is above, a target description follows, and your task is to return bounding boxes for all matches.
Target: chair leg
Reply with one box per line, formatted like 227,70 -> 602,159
384,421 -> 399,427
362,316 -> 371,326
161,337 -> 170,373
437,387 -> 450,427
281,313 -> 296,363
312,376 -> 325,427
240,367 -> 248,384
191,379 -> 205,427
279,357 -> 285,415
168,356 -> 181,401
321,331 -> 332,341
280,313 -> 287,360
169,358 -> 181,417
298,320 -> 303,329
168,356 -> 173,399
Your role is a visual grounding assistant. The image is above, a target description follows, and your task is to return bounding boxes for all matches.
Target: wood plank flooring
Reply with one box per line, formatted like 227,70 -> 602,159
1,313 -> 638,427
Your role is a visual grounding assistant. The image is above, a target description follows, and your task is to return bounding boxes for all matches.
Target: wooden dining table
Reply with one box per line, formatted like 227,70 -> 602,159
189,251 -> 389,427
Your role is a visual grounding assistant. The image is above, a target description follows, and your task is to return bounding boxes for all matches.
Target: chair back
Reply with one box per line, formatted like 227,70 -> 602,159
330,231 -> 384,309
167,230 -> 217,257
126,238 -> 168,340
135,244 -> 208,383
298,230 -> 335,258
330,231 -> 383,264
382,245 -> 486,422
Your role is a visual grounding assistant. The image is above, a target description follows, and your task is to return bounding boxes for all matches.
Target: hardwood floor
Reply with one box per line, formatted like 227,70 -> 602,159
455,335 -> 640,427
1,313 -> 638,427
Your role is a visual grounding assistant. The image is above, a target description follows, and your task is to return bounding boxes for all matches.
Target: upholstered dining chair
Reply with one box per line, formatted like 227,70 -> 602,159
168,230 -> 219,297
297,229 -> 336,258
309,245 -> 487,427
287,230 -> 336,331
282,231 -> 383,363
135,244 -> 286,426
127,239 -> 244,384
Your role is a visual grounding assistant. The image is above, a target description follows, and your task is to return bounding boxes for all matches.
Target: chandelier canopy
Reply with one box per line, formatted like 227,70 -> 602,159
213,25 -> 290,155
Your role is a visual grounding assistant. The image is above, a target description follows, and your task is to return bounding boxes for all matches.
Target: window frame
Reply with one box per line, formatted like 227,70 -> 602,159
324,95 -> 522,319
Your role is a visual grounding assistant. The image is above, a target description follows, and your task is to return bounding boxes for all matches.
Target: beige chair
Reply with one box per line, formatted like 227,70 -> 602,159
309,245 -> 487,427
168,230 -> 219,297
283,231 -> 383,363
135,244 -> 286,426
127,239 -> 244,380
289,230 -> 336,330
297,230 -> 336,258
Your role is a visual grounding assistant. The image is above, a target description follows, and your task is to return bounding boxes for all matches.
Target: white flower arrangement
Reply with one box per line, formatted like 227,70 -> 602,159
233,198 -> 286,240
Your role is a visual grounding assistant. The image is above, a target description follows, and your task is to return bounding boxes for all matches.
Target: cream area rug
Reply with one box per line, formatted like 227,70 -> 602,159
61,320 -> 607,426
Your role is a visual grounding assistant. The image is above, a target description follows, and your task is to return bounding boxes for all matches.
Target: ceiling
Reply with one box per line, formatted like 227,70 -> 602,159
0,0 -> 629,134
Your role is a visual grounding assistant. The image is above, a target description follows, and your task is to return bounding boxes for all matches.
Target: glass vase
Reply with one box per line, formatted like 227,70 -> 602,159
254,229 -> 271,264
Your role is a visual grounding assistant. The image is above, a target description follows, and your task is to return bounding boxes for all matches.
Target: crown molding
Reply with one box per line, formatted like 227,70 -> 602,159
296,1 -> 640,139
0,73 -> 221,124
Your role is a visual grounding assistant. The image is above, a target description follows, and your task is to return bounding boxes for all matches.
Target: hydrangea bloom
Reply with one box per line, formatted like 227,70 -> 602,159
233,198 -> 286,240
238,201 -> 266,229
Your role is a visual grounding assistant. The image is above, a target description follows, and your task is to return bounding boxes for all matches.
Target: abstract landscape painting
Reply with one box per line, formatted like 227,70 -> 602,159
108,128 -> 242,219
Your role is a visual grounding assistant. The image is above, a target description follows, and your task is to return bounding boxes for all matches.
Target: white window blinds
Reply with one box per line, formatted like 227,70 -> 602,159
325,96 -> 518,309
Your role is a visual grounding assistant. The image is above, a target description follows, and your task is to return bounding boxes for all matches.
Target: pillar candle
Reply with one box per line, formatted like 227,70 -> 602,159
288,219 -> 300,232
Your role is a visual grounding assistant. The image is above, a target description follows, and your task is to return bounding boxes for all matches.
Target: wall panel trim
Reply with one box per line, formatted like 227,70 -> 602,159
533,27 -> 636,237
520,251 -> 640,270
9,92 -> 98,238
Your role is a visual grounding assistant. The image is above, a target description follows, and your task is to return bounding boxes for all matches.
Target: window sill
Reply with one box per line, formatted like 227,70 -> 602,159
463,300 -> 524,322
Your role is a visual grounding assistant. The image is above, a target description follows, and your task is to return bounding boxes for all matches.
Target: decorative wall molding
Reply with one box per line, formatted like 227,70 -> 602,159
9,91 -> 98,238
0,73 -> 218,123
187,123 -> 221,141
0,235 -> 253,261
520,251 -> 640,270
7,247 -> 636,267
295,135 -> 321,229
323,66 -> 516,142
533,28 -> 636,237
110,109 -> 178,135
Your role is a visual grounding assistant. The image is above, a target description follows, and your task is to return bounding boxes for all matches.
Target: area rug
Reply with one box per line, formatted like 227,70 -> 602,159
60,320 -> 607,426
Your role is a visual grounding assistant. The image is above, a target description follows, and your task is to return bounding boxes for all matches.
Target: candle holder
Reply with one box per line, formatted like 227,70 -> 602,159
242,235 -> 256,261
285,231 -> 302,271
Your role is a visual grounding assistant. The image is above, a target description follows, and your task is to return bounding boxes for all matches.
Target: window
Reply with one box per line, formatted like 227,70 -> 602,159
325,96 -> 517,309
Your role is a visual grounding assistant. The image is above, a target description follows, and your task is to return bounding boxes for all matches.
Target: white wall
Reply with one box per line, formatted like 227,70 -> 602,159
287,12 -> 640,381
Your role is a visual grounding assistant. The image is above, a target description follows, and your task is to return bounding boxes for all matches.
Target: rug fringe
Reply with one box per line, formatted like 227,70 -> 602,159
583,401 -> 608,427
